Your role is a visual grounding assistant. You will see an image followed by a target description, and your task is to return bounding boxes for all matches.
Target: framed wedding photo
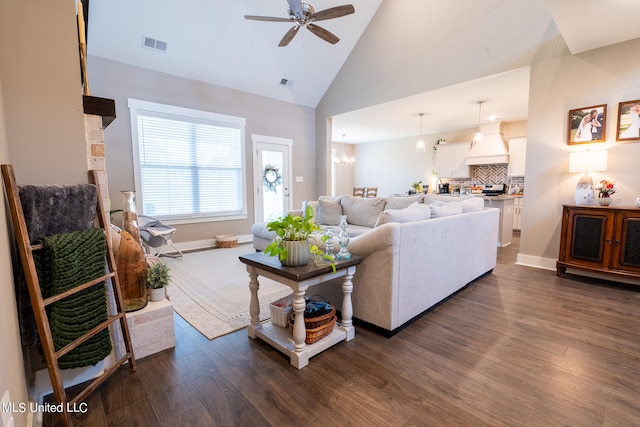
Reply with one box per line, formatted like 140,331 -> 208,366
567,104 -> 606,145
616,99 -> 640,141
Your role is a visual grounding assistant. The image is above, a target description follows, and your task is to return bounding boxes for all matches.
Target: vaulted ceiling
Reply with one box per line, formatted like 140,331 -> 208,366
88,0 -> 383,108
87,0 -> 640,143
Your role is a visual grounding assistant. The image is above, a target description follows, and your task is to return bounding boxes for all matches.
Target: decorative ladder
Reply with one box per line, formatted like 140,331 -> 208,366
1,165 -> 136,426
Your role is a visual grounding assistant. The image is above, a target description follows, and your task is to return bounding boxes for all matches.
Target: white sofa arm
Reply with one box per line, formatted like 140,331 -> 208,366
348,222 -> 400,257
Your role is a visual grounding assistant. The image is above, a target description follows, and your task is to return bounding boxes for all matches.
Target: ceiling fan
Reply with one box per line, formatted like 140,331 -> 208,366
245,0 -> 355,47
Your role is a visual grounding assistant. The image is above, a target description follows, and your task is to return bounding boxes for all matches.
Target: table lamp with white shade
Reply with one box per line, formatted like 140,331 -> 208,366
569,149 -> 608,205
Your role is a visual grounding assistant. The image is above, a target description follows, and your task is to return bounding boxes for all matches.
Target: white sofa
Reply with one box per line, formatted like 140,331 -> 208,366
251,194 -> 500,335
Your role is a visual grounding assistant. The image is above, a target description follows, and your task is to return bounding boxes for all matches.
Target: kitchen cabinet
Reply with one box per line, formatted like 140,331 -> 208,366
508,137 -> 526,177
482,196 -> 514,247
435,143 -> 470,178
512,197 -> 523,230
557,204 -> 640,282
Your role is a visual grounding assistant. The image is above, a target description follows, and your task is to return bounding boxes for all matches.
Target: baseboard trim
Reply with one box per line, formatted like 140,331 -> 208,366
160,233 -> 253,254
516,253 -> 640,286
515,253 -> 557,271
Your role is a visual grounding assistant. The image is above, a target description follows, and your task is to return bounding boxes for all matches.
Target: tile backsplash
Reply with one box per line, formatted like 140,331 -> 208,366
444,164 -> 525,193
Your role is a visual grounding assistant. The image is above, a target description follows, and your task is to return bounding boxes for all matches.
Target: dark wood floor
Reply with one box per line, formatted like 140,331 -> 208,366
47,233 -> 640,426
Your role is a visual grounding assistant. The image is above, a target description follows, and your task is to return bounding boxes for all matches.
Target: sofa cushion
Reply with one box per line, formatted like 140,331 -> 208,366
316,198 -> 342,225
423,194 -> 437,204
319,223 -> 370,237
425,194 -> 484,212
385,195 -> 424,210
340,195 -> 386,228
251,222 -> 276,239
375,202 -> 431,227
460,197 -> 485,212
430,201 -> 463,218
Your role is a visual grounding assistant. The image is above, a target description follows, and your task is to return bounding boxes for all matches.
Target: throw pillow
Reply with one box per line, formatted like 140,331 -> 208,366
339,195 -> 386,228
385,195 -> 424,210
375,202 -> 431,227
316,198 -> 342,226
430,201 -> 462,218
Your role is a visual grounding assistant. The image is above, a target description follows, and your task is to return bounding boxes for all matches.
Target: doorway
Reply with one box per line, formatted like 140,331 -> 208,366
252,134 -> 292,223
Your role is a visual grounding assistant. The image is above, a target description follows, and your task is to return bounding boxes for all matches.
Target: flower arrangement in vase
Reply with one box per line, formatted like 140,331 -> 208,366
595,179 -> 618,206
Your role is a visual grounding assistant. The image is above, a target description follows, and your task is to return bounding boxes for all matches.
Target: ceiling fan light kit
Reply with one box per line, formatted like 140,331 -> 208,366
245,0 -> 355,47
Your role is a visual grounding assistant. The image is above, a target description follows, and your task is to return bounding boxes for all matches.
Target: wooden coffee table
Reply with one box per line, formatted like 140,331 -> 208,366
239,252 -> 362,369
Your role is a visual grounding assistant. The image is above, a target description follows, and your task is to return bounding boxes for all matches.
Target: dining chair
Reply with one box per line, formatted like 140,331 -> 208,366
366,187 -> 378,197
353,187 -> 365,197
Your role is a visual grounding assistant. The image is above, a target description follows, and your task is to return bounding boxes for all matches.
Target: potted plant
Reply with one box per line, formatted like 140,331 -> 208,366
264,205 -> 335,272
146,261 -> 171,302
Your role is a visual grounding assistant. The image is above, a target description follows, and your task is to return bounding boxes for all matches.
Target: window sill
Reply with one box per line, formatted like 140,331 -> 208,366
158,213 -> 248,226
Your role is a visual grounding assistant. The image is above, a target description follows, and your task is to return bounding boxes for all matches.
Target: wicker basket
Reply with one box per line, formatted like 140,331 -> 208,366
290,314 -> 337,344
269,294 -> 293,327
216,234 -> 238,248
289,302 -> 337,344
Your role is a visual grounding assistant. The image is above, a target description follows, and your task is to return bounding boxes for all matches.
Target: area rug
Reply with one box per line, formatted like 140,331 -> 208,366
162,245 -> 292,340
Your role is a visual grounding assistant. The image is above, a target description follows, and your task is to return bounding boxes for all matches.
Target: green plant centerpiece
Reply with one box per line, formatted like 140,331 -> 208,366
264,205 -> 336,272
146,261 -> 170,289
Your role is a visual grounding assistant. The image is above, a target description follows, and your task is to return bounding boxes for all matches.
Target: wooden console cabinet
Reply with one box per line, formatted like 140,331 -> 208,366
557,204 -> 640,282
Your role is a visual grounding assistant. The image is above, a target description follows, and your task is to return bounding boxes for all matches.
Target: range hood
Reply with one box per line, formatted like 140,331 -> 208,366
465,121 -> 510,165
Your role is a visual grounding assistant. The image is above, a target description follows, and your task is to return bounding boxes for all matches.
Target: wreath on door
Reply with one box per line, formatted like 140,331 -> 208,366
263,165 -> 282,193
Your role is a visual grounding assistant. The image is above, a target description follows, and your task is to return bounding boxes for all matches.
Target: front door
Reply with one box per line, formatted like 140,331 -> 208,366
253,135 -> 292,223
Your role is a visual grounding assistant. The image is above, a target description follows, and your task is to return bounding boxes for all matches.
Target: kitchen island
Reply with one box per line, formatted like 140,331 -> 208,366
482,195 -> 514,247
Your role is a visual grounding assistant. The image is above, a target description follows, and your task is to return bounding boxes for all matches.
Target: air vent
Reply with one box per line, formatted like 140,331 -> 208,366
279,78 -> 294,88
142,36 -> 167,53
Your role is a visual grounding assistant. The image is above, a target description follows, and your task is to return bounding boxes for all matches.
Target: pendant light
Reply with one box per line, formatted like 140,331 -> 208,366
416,113 -> 426,152
474,101 -> 484,144
334,134 -> 355,166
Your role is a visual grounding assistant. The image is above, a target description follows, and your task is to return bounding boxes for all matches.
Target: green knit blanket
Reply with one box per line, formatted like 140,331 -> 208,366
34,228 -> 112,369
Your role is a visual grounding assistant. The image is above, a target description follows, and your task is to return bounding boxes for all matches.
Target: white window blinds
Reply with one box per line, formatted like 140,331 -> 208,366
128,99 -> 246,221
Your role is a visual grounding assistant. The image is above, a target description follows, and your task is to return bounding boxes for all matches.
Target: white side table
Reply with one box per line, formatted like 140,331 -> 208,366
239,252 -> 361,369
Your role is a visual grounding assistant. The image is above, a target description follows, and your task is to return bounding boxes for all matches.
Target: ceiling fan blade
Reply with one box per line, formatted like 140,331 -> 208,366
286,0 -> 304,19
307,23 -> 340,44
278,25 -> 300,47
309,4 -> 355,21
245,15 -> 292,22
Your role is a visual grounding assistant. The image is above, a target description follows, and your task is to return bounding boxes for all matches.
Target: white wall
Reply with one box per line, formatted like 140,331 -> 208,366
0,1 -> 84,424
0,0 -> 88,185
316,0 -> 568,196
0,79 -> 29,427
88,56 -> 317,243
521,37 -> 640,266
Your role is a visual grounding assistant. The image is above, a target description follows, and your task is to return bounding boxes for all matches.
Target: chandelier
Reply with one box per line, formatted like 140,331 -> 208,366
334,134 -> 355,166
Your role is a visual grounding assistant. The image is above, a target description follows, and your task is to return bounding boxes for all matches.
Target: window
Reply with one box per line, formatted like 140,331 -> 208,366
128,99 -> 247,222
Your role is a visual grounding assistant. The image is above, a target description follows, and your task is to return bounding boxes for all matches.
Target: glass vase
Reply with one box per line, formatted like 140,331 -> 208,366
324,227 -> 334,258
117,191 -> 148,312
336,215 -> 352,260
